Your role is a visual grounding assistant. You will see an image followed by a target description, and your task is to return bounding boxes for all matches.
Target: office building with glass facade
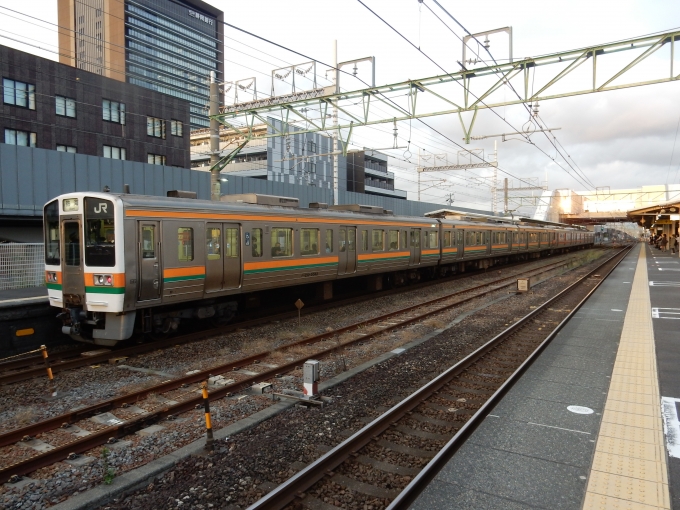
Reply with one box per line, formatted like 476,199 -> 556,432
58,0 -> 223,130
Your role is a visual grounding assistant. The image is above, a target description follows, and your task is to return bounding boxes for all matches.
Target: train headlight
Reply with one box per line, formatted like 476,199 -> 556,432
46,272 -> 57,283
93,274 -> 113,286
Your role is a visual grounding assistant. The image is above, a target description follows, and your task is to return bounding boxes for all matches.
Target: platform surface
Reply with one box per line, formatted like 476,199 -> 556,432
0,285 -> 48,307
411,243 -> 677,509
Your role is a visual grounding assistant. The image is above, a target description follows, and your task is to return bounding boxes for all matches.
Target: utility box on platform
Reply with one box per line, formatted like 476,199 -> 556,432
517,278 -> 531,293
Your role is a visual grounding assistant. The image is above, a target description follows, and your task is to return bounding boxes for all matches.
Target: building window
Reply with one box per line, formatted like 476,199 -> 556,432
4,129 -> 36,147
96,21 -> 101,29
103,145 -> 126,160
102,99 -> 125,124
148,154 -> 166,165
55,95 -> 76,118
146,116 -> 165,138
308,162 -> 317,174
170,119 -> 183,137
57,145 -> 76,153
95,8 -> 102,16
78,15 -> 84,23
3,78 -> 36,109
307,140 -> 317,153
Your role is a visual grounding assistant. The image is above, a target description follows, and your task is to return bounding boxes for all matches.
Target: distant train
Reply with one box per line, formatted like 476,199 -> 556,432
43,192 -> 593,346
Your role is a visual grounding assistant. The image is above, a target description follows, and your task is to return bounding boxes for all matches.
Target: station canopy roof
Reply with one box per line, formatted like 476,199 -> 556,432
627,200 -> 680,227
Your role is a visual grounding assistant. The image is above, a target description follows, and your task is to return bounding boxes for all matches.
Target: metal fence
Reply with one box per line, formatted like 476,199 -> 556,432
0,243 -> 45,290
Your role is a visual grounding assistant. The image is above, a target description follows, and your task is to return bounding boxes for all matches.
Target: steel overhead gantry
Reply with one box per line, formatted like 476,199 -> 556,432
213,29 -> 680,156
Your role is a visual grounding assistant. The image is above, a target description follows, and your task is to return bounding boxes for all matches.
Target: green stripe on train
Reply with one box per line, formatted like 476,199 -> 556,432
164,275 -> 206,283
359,256 -> 410,263
85,286 -> 126,294
244,262 -> 338,275
46,283 -> 62,291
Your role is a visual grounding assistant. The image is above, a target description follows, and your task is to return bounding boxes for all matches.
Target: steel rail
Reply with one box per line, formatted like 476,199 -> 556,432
0,253 -> 584,385
244,245 -> 632,510
0,251 -> 592,480
0,255 -> 579,449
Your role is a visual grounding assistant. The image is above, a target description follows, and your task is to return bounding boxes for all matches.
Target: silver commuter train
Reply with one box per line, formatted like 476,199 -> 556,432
43,192 -> 593,346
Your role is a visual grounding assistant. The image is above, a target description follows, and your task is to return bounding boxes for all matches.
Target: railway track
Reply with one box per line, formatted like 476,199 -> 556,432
0,249 -> 605,483
243,245 -> 632,510
0,252 -> 591,385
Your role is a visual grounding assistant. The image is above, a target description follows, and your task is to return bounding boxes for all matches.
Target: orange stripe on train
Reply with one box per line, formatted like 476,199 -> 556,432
163,266 -> 206,278
244,256 -> 339,271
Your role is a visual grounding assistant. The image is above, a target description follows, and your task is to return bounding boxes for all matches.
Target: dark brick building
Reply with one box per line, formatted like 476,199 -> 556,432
0,45 -> 190,168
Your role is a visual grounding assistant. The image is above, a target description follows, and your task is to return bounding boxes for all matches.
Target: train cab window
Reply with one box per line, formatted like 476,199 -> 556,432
361,230 -> 368,251
84,197 -> 115,267
388,230 -> 399,251
325,230 -> 333,253
44,200 -> 60,265
301,228 -> 319,256
271,228 -> 293,257
142,226 -> 155,259
251,228 -> 262,257
372,229 -> 385,251
225,228 -> 238,258
64,221 -> 81,266
207,228 -> 221,260
443,231 -> 452,248
178,228 -> 194,261
400,230 -> 408,249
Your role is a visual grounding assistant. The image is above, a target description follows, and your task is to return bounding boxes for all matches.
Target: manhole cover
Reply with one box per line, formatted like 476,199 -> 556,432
567,405 -> 594,415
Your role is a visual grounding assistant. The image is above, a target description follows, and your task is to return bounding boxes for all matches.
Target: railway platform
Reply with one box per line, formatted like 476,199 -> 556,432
411,242 -> 679,510
0,285 -> 47,308
0,286 -> 59,357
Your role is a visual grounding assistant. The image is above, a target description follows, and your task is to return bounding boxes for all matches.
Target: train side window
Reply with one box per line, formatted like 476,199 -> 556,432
207,228 -> 221,260
339,229 -> 347,252
388,230 -> 399,251
251,228 -> 262,257
325,230 -> 333,253
225,228 -> 238,258
426,231 -> 438,248
301,228 -> 319,256
372,229 -> 385,251
443,231 -> 452,248
271,228 -> 293,257
456,230 -> 463,244
178,228 -> 194,261
465,231 -> 473,245
361,230 -> 368,251
142,226 -> 155,259
400,230 -> 408,249
411,230 -> 420,248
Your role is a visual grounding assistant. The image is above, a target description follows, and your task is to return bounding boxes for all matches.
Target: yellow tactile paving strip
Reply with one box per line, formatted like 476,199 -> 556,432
583,246 -> 670,510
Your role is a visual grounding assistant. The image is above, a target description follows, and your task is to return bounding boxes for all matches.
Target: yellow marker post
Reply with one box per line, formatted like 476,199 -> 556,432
40,345 -> 57,397
201,381 -> 214,450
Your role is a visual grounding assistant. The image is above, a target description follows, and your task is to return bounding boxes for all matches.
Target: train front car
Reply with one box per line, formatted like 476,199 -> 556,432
44,193 -> 129,346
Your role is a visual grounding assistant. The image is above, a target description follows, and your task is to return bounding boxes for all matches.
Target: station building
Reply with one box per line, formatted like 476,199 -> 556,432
57,0 -> 223,130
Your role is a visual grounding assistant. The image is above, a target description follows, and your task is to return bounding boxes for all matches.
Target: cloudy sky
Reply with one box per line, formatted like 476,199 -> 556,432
1,0 -> 679,210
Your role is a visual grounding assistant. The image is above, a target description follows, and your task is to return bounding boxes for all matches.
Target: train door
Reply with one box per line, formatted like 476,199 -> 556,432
456,229 -> 464,259
62,219 -> 84,298
338,226 -> 357,275
205,223 -> 242,293
410,228 -> 421,265
138,221 -> 161,301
